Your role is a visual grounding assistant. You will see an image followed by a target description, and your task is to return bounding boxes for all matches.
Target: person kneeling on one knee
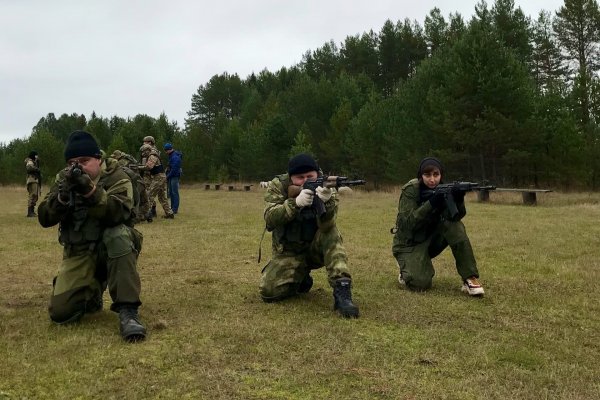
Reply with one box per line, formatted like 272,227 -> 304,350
259,153 -> 359,318
38,130 -> 147,342
391,157 -> 485,297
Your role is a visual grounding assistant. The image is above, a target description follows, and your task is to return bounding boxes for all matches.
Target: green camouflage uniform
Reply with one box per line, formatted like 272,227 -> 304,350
38,157 -> 144,323
260,174 -> 351,301
143,146 -> 173,217
25,156 -> 40,208
112,150 -> 150,221
392,178 -> 479,291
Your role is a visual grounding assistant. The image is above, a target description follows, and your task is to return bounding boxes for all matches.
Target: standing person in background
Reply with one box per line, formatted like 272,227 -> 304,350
163,142 -> 182,214
25,150 -> 41,217
140,136 -> 174,219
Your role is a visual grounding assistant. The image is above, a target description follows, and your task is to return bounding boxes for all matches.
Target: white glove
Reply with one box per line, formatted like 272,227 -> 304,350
316,186 -> 332,202
295,189 -> 314,208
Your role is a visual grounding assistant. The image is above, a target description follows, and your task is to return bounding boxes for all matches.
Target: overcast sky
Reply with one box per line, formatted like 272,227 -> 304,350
0,0 -> 565,143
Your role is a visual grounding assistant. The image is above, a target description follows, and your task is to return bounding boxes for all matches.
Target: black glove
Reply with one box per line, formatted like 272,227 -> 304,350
57,180 -> 71,204
429,190 -> 445,209
452,187 -> 466,203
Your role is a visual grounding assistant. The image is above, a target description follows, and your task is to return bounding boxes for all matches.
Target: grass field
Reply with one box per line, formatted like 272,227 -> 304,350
1,185 -> 599,399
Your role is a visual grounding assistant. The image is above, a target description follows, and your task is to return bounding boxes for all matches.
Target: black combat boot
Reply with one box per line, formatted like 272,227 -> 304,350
151,205 -> 157,217
298,273 -> 313,293
119,307 -> 147,342
333,278 -> 359,318
27,206 -> 36,217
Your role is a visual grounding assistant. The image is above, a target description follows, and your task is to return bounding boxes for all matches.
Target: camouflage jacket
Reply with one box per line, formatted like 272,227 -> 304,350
25,157 -> 40,185
392,178 -> 466,249
142,146 -> 165,176
264,173 -> 338,252
38,157 -> 134,245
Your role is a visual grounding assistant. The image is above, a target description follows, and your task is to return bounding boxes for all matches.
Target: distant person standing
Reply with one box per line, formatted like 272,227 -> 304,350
140,136 -> 174,219
163,142 -> 182,214
25,150 -> 41,217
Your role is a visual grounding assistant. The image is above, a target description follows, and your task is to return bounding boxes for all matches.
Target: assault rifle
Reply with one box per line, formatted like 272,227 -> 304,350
422,181 -> 496,219
68,162 -> 83,208
288,176 -> 366,216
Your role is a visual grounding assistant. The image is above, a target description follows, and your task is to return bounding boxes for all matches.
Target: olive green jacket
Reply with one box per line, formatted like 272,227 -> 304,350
38,157 -> 134,231
392,178 -> 466,250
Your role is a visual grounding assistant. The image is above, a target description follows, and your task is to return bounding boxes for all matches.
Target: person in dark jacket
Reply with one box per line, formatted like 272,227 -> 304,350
163,142 -> 182,214
391,157 -> 484,296
38,130 -> 147,341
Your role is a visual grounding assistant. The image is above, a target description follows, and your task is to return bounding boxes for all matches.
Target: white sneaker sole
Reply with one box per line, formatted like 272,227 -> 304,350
398,274 -> 406,287
462,284 -> 484,297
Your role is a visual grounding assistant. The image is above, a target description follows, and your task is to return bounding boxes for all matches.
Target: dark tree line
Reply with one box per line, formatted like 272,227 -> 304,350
2,0 -> 600,189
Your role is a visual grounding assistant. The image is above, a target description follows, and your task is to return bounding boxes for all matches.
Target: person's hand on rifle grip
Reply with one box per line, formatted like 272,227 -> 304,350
316,186 -> 332,203
68,171 -> 95,196
451,186 -> 466,203
295,188 -> 314,208
429,189 -> 445,210
57,180 -> 71,205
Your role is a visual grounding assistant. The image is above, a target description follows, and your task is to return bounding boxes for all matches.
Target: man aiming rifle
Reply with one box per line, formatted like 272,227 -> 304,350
259,153 -> 362,318
287,175 -> 366,215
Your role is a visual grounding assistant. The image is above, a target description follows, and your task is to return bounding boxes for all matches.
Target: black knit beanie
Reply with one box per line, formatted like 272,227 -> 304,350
288,153 -> 319,176
64,131 -> 101,162
28,151 -> 38,159
417,157 -> 444,179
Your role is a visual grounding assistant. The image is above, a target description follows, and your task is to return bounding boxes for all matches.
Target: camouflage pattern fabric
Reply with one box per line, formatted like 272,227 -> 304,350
260,174 -> 351,301
142,147 -> 172,216
147,173 -> 172,216
392,179 -> 479,291
25,157 -> 40,207
27,182 -> 39,207
142,174 -> 155,211
112,150 -> 150,221
38,157 -> 143,323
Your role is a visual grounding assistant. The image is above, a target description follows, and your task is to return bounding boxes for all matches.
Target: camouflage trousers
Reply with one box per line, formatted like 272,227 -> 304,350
393,220 -> 479,291
27,182 -> 39,207
137,179 -> 150,220
49,225 -> 143,323
147,173 -> 173,216
260,227 -> 351,301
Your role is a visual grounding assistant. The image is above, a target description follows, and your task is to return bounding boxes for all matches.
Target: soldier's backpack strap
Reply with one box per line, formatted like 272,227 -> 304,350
257,226 -> 267,263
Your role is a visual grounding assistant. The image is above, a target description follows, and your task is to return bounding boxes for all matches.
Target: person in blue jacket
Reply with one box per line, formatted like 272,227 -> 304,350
163,143 -> 182,214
